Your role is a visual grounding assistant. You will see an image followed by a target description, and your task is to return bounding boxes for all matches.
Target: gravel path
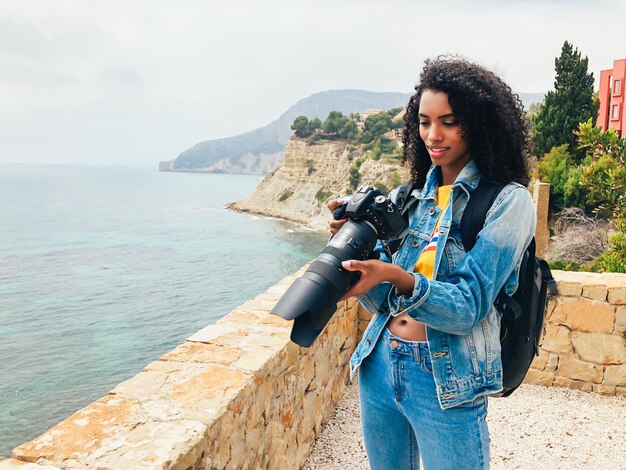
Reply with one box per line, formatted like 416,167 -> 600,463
304,379 -> 625,469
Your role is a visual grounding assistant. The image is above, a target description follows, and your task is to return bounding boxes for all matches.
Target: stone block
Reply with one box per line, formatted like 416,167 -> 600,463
188,323 -> 247,343
603,363 -> 626,387
144,360 -> 182,373
616,386 -> 626,397
615,306 -> 626,328
110,371 -> 168,398
553,377 -> 592,392
160,341 -> 244,366
0,460 -> 60,469
548,298 -> 569,325
541,324 -> 573,354
531,349 -> 549,370
546,353 -> 559,372
582,284 -> 608,301
592,384 -> 617,396
558,298 -> 615,333
555,355 -> 603,383
170,364 -> 251,412
556,280 -> 582,297
12,395 -> 139,466
571,331 -> 626,365
91,419 -> 207,469
608,286 -> 626,305
523,369 -> 554,386
552,376 -> 573,389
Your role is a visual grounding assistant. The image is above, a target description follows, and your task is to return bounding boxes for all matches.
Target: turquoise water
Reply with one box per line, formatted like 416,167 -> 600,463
0,164 -> 327,457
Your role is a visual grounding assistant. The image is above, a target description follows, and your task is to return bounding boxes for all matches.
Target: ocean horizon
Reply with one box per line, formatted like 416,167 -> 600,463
0,163 -> 328,457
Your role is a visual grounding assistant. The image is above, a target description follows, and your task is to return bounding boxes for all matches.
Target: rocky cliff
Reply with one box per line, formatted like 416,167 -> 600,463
230,137 -> 410,230
160,90 -> 412,174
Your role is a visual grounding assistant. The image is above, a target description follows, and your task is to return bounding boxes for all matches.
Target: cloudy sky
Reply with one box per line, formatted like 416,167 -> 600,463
1,0 -> 624,166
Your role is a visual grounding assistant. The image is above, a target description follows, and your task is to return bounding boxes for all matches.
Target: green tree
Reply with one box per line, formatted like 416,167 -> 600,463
291,116 -> 310,138
363,112 -> 393,138
339,120 -> 359,140
322,111 -> 349,137
306,117 -> 322,135
532,41 -> 598,161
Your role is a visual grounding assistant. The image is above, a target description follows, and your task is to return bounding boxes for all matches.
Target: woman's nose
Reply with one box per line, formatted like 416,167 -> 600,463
428,124 -> 443,142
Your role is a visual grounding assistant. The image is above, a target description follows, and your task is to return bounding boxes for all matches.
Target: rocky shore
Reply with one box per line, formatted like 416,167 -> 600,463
230,137 -> 409,231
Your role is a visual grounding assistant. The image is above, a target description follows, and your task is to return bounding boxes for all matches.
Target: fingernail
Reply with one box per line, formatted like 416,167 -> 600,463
342,261 -> 351,268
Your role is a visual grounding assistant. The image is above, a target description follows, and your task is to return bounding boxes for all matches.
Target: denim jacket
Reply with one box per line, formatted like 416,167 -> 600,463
349,160 -> 537,409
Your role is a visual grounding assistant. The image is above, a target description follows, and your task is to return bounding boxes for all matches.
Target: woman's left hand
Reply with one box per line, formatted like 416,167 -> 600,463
340,259 -> 414,300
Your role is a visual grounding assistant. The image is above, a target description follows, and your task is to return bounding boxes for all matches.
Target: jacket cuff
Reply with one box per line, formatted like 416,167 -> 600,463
356,282 -> 392,315
388,273 -> 430,316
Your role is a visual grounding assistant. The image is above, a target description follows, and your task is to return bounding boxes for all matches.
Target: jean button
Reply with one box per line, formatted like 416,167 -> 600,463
390,340 -> 399,348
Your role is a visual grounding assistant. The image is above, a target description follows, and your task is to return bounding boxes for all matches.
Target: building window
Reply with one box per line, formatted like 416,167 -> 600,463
612,104 -> 620,120
614,79 -> 622,96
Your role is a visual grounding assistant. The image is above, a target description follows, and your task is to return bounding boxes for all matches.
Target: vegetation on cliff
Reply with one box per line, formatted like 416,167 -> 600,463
168,90 -> 411,174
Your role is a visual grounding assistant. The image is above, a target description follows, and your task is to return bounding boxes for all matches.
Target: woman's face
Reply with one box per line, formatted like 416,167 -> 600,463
418,89 -> 471,184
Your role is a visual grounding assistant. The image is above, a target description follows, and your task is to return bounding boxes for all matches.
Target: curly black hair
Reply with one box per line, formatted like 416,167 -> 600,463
402,56 -> 530,187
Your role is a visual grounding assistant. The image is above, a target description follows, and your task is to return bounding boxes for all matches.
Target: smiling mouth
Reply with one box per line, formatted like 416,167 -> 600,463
428,146 -> 449,154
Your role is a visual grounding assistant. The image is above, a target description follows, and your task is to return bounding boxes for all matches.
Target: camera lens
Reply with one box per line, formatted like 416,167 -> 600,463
271,220 -> 378,347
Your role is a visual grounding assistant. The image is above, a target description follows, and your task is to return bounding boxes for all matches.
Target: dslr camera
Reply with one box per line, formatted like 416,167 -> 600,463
272,186 -> 407,347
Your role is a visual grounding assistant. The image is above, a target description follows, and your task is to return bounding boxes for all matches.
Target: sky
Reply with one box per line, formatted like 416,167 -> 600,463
0,0 -> 624,166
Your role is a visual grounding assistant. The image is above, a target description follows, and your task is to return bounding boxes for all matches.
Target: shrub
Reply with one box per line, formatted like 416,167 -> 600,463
279,190 -> 293,202
306,159 -> 316,176
315,188 -> 332,202
537,144 -> 586,211
380,137 -> 398,154
388,171 -> 403,189
374,182 -> 389,194
590,232 -> 626,273
349,165 -> 360,190
371,140 -> 382,160
548,260 -> 583,271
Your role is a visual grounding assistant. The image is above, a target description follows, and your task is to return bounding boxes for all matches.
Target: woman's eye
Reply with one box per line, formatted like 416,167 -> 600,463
443,121 -> 458,127
419,121 -> 429,127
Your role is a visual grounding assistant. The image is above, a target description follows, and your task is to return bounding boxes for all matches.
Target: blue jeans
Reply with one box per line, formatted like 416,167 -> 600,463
359,328 -> 491,470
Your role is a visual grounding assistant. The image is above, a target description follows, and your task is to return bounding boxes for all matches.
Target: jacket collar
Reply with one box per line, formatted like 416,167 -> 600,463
417,160 -> 482,200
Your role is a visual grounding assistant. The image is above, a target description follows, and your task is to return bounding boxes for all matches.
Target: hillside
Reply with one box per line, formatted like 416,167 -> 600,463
229,136 -> 410,230
161,90 -> 544,175
160,90 -> 412,174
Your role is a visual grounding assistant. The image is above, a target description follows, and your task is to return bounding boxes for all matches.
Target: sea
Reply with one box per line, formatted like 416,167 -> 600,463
0,164 -> 328,458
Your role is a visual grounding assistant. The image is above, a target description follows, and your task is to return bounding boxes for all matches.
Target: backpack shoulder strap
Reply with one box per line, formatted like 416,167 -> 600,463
460,180 -> 507,251
394,179 -> 417,215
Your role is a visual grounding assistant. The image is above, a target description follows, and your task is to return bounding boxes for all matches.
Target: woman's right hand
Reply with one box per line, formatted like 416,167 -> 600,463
327,198 -> 348,235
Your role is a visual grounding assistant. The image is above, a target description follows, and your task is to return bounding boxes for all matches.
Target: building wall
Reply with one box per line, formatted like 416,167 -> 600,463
598,59 -> 626,136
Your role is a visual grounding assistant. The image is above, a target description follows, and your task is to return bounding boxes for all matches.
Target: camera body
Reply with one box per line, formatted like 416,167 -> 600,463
272,186 -> 407,347
335,185 -> 406,240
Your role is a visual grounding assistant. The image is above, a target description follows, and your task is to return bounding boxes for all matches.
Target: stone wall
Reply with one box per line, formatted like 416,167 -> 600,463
525,271 -> 626,396
3,268 -> 625,470
1,266 -> 364,470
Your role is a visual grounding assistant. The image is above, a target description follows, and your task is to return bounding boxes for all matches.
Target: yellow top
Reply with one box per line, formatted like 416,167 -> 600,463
414,185 -> 452,279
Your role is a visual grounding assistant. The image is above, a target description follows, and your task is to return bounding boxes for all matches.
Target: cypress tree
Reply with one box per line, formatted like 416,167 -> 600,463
532,41 -> 598,161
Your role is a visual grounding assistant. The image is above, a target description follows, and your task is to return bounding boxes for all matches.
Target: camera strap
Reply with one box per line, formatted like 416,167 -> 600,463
381,179 -> 418,259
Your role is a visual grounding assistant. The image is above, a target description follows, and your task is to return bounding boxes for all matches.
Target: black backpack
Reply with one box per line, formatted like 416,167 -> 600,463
393,180 -> 556,397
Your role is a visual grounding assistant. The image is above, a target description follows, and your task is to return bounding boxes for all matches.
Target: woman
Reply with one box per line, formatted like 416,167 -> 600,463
328,57 -> 536,469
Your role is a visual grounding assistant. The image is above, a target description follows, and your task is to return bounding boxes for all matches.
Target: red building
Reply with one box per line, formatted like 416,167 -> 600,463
598,58 -> 626,136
